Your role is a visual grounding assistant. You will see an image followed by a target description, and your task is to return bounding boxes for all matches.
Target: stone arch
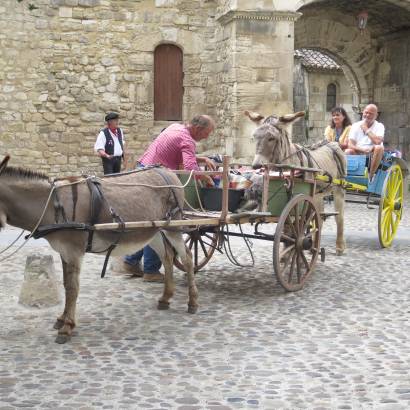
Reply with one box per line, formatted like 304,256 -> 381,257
295,16 -> 374,108
153,40 -> 185,54
298,47 -> 361,109
294,0 -> 410,12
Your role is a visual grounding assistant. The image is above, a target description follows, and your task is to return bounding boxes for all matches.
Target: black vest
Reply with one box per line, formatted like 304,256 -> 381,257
103,128 -> 123,157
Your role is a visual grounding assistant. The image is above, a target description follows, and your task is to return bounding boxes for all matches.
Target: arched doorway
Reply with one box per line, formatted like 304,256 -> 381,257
295,0 -> 410,159
293,48 -> 360,142
154,44 -> 183,121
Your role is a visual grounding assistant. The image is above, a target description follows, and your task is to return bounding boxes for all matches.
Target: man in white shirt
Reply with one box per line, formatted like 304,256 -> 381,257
346,104 -> 384,180
94,112 -> 126,174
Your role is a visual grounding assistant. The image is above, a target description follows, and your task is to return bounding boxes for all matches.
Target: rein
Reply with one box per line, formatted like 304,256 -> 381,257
0,229 -> 25,255
0,181 -> 59,262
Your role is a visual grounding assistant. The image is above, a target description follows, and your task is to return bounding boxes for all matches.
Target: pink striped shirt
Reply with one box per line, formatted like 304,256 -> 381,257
139,123 -> 199,170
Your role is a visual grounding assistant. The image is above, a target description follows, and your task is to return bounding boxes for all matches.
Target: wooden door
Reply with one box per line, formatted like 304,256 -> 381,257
154,44 -> 183,121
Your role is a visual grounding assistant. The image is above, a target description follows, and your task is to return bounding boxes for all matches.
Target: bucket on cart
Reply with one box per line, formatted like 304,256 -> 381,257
200,187 -> 244,212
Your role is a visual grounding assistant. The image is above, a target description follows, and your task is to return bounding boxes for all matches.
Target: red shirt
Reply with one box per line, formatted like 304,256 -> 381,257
139,124 -> 199,170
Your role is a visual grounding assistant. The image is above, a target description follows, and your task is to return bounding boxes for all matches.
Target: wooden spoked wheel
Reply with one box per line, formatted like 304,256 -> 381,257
378,164 -> 404,248
174,228 -> 220,272
273,194 -> 321,292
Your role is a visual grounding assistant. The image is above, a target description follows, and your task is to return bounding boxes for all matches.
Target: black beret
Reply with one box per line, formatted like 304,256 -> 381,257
105,112 -> 119,122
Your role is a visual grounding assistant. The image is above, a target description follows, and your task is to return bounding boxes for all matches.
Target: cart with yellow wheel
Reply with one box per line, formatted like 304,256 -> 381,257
344,152 -> 407,248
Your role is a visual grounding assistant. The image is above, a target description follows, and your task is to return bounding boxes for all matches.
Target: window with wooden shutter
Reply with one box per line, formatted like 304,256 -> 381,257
154,44 -> 183,121
326,83 -> 337,112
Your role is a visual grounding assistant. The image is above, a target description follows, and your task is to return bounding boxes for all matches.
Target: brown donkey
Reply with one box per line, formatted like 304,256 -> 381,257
0,156 -> 197,343
245,111 -> 347,255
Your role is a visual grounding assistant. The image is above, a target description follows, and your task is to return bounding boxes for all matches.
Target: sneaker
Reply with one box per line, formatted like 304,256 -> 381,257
122,261 -> 144,277
143,272 -> 164,283
369,174 -> 376,184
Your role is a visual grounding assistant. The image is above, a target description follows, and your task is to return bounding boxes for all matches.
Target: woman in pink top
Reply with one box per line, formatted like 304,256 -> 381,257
124,115 -> 216,282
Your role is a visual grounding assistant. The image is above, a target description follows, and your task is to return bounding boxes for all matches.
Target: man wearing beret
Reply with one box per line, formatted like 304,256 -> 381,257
94,112 -> 126,174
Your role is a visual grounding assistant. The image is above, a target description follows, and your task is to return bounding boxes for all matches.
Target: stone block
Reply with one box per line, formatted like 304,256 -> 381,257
42,112 -> 56,123
155,0 -> 178,6
59,7 -> 73,18
19,255 -> 60,308
78,0 -> 100,7
80,111 -> 102,122
15,92 -> 28,101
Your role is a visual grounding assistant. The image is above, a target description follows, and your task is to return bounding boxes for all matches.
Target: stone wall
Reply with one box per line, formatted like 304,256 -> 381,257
1,0 -> 409,175
0,0 -> 218,175
294,5 -> 410,162
307,70 -> 356,142
292,56 -> 309,143
374,30 -> 410,159
212,10 -> 300,162
293,58 -> 356,143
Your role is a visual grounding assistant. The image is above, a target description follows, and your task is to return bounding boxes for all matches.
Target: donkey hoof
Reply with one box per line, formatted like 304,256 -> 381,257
53,319 -> 64,330
336,249 -> 344,256
157,301 -> 170,310
187,305 -> 198,314
55,334 -> 71,344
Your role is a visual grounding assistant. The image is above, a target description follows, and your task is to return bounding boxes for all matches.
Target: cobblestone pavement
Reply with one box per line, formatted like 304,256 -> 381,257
1,199 -> 410,410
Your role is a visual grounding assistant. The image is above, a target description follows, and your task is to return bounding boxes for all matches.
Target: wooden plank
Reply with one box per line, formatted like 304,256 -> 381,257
225,214 -> 278,224
220,156 -> 230,221
315,174 -> 368,192
184,211 -> 221,218
261,166 -> 270,212
93,213 -> 279,231
93,218 -> 221,231
272,163 -> 322,173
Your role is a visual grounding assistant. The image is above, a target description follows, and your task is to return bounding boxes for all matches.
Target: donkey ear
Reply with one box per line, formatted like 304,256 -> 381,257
278,111 -> 305,124
244,110 -> 265,124
0,155 -> 10,174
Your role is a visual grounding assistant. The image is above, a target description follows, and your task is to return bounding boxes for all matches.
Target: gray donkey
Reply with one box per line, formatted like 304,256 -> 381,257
0,155 -> 197,343
244,110 -> 347,255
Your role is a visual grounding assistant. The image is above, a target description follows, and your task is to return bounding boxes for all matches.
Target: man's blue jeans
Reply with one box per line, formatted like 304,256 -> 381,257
124,160 -> 162,274
124,246 -> 162,273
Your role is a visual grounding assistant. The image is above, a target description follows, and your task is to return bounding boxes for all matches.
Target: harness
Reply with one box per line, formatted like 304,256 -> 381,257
282,140 -> 345,177
151,167 -> 184,221
278,139 -> 347,194
31,166 -> 181,278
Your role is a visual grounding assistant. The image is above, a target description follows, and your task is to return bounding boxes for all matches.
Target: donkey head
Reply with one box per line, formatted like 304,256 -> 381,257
244,111 -> 305,169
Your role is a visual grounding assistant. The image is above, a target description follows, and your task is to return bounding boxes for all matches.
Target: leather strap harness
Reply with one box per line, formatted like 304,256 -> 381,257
31,166 -> 180,278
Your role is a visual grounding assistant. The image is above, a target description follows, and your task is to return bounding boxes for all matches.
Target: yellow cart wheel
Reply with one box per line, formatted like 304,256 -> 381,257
378,164 -> 404,248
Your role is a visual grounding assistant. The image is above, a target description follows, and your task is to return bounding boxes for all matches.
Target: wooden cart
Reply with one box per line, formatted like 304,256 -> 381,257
172,156 -> 327,291
93,156 -> 330,291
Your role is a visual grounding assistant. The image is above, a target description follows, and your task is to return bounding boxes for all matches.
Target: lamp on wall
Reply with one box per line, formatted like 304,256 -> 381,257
357,11 -> 368,34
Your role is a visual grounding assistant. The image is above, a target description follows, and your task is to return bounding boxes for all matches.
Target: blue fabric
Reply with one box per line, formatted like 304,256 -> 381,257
124,246 -> 162,273
346,155 -> 367,176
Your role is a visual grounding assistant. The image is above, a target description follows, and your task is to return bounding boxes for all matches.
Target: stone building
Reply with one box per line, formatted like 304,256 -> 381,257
293,48 -> 356,143
0,0 -> 410,175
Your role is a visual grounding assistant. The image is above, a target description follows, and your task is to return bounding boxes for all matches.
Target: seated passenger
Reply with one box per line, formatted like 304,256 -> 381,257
345,104 -> 384,181
324,107 -> 352,151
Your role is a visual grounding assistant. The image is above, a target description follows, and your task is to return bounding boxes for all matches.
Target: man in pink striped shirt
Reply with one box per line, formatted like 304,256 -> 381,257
139,115 -> 216,171
124,115 -> 216,282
